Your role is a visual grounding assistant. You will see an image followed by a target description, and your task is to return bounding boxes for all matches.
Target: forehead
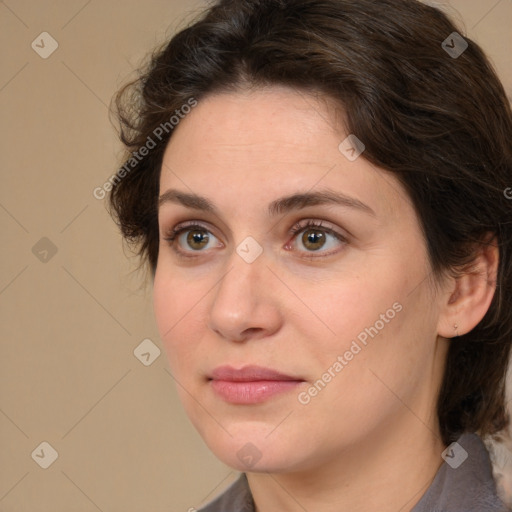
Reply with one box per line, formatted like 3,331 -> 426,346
159,87 -> 411,221
164,87 -> 341,165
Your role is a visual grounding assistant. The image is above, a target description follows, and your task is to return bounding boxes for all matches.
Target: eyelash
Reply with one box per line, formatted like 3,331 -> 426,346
288,220 -> 347,256
163,219 -> 347,259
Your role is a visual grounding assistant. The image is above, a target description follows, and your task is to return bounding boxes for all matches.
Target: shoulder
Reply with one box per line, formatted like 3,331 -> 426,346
198,474 -> 254,512
412,433 -> 511,512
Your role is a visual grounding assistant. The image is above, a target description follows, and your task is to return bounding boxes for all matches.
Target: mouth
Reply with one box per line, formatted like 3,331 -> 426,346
208,365 -> 305,404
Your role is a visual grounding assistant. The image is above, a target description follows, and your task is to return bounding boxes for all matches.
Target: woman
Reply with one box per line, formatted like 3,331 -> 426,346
108,0 -> 512,510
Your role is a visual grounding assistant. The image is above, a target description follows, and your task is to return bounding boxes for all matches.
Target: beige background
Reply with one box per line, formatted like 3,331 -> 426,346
1,1 -> 511,510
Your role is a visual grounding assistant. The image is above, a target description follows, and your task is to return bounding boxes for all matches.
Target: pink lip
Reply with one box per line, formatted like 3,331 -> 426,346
209,365 -> 304,404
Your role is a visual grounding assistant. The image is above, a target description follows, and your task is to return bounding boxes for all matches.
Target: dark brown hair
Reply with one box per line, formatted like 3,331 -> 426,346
109,0 -> 512,444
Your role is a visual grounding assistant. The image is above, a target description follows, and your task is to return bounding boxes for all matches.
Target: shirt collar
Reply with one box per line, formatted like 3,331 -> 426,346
200,433 -> 507,512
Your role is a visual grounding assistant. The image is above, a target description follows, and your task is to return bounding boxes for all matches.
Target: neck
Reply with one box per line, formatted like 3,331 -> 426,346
246,414 -> 446,512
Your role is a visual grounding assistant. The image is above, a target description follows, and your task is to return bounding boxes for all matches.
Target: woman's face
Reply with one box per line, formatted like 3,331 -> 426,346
154,86 -> 449,473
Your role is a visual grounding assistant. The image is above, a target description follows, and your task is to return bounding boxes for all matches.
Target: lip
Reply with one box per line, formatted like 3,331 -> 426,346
208,365 -> 305,404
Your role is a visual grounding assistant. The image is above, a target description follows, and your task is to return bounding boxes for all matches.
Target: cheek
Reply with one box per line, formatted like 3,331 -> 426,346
153,269 -> 200,371
302,265 -> 432,376
153,271 -> 175,338
298,275 -> 391,350
295,290 -> 429,431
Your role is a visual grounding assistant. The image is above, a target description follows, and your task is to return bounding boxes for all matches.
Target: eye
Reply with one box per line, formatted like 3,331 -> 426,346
286,220 -> 347,256
163,222 -> 223,255
162,219 -> 347,259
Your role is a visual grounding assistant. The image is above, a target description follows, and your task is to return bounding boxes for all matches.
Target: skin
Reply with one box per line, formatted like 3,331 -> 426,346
153,86 -> 498,512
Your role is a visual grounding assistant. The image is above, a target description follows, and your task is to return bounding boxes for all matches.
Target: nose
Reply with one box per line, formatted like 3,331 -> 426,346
206,249 -> 283,343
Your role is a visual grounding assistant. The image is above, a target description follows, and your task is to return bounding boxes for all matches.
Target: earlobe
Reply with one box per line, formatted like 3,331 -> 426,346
437,236 -> 499,339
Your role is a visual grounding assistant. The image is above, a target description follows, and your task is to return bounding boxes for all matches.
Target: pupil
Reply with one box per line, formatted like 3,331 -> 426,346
303,229 -> 325,250
188,230 -> 209,249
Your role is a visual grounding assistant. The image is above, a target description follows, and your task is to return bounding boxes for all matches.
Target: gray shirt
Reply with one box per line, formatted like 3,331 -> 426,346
198,433 -> 510,511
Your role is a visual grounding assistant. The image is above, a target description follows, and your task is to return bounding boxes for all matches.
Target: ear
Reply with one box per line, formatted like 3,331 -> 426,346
437,235 -> 499,338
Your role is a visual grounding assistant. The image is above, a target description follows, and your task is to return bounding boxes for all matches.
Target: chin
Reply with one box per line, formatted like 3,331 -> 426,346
199,426 -> 305,473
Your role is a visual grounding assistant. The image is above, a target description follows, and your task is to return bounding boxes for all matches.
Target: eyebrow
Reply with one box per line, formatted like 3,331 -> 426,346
158,188 -> 376,217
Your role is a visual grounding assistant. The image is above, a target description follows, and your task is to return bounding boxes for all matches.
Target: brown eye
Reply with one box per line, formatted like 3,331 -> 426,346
164,222 -> 224,258
301,229 -> 326,251
288,220 -> 347,257
186,229 -> 210,250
